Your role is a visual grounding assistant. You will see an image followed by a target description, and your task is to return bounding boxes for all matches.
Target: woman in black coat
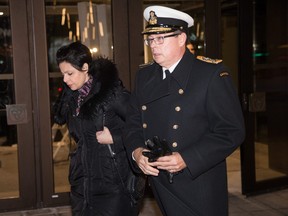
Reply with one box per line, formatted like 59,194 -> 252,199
54,42 -> 136,216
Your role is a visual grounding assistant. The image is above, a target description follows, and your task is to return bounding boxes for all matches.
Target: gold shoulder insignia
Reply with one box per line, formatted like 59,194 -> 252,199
139,61 -> 154,69
197,56 -> 222,64
220,72 -> 229,77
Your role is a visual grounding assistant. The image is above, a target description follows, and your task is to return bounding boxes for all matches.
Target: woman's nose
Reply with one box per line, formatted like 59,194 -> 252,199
63,75 -> 68,83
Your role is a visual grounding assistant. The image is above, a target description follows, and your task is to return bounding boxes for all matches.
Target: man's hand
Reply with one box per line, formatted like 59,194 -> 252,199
133,147 -> 159,176
150,152 -> 187,173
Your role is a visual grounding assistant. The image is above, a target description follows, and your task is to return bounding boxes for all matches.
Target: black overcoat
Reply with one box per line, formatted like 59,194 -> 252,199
124,50 -> 245,216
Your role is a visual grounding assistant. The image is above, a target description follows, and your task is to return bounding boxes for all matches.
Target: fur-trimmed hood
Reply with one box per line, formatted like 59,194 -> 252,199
53,57 -> 126,125
88,56 -> 120,94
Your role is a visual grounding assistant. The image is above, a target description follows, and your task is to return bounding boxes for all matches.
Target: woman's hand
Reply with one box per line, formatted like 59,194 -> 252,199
96,127 -> 113,144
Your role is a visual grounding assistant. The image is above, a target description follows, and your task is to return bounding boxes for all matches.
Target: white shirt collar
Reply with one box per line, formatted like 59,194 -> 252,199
162,59 -> 181,79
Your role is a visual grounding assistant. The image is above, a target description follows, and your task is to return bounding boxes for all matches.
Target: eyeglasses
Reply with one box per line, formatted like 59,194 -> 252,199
144,33 -> 180,46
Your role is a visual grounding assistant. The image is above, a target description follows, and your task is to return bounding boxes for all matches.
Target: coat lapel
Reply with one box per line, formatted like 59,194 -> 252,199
171,50 -> 195,90
142,66 -> 171,104
142,51 -> 195,104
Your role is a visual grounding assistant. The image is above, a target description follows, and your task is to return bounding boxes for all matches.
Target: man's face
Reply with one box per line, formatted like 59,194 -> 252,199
147,32 -> 186,68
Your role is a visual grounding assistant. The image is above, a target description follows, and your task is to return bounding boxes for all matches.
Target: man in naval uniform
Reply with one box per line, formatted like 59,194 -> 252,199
124,5 -> 245,216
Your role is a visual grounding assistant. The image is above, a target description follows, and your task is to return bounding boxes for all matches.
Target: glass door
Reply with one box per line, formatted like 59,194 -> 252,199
250,0 -> 288,192
0,0 -> 19,200
239,0 -> 288,195
0,0 -> 37,211
45,0 -> 113,194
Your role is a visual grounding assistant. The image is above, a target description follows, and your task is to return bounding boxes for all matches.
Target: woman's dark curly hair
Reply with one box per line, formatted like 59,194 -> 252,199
56,41 -> 92,72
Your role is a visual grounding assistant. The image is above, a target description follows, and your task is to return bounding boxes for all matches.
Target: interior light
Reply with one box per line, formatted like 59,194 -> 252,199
61,8 -> 66,26
99,22 -> 104,37
90,47 -> 98,53
89,1 -> 94,24
76,21 -> 80,40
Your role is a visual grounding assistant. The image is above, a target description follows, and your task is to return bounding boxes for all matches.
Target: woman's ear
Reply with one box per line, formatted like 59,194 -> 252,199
82,63 -> 89,72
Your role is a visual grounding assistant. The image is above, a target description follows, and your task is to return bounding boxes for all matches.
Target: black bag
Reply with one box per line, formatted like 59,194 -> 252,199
102,112 -> 146,206
126,170 -> 146,206
107,144 -> 146,206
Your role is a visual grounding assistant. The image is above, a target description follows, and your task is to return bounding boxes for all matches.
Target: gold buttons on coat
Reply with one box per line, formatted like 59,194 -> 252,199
178,89 -> 184,94
173,124 -> 179,129
175,106 -> 181,112
172,142 -> 178,148
142,105 -> 147,128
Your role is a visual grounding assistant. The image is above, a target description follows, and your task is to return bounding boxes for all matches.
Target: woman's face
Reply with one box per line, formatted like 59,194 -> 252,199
59,61 -> 89,91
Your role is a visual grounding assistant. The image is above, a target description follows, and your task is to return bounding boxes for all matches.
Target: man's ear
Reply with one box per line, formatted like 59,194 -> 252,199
178,33 -> 187,46
82,63 -> 89,72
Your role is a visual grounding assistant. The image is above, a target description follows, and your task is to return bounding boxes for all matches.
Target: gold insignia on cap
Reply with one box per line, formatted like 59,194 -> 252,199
142,26 -> 173,34
220,72 -> 229,77
148,10 -> 157,25
197,56 -> 223,64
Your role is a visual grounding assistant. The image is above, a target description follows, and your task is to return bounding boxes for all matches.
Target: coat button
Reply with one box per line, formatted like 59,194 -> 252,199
175,106 -> 181,112
172,142 -> 178,148
142,105 -> 147,111
173,124 -> 179,129
143,123 -> 147,128
178,89 -> 184,94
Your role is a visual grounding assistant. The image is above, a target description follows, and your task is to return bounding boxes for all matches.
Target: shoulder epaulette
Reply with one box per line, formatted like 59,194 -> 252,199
139,61 -> 154,69
197,56 -> 222,64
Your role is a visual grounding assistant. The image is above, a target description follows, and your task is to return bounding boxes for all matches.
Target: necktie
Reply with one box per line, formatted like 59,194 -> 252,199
164,69 -> 171,79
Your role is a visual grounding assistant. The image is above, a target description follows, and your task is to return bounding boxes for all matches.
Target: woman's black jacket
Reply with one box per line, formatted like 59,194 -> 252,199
53,57 -> 130,208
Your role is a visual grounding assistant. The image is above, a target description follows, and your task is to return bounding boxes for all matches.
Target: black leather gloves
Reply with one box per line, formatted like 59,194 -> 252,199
142,136 -> 172,162
142,136 -> 179,183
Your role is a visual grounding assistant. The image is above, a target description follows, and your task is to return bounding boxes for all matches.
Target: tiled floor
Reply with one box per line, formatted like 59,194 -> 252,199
0,189 -> 288,216
1,148 -> 288,215
228,189 -> 288,216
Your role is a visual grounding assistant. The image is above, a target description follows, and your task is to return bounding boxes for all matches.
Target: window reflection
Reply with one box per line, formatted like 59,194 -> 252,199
46,0 -> 112,72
